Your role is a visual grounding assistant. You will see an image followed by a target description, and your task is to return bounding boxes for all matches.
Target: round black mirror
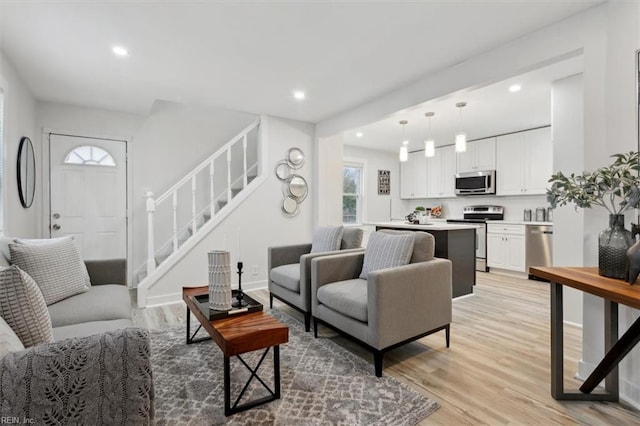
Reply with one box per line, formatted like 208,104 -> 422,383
17,136 -> 36,208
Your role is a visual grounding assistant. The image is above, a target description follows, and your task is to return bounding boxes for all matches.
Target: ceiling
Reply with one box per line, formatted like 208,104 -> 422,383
0,1 -> 601,123
343,56 -> 584,153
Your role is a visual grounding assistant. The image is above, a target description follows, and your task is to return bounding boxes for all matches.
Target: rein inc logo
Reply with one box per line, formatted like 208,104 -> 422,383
0,418 -> 33,424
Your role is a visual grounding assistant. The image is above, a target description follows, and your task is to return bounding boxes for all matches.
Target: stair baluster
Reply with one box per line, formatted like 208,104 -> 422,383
172,191 -> 178,253
145,192 -> 156,275
209,161 -> 215,215
226,148 -> 232,205
242,134 -> 248,188
191,176 -> 198,234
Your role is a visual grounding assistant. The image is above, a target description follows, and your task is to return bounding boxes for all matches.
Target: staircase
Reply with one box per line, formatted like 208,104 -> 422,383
136,116 -> 267,307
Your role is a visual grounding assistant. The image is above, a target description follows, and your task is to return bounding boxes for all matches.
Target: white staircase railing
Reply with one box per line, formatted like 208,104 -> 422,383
136,116 -> 267,305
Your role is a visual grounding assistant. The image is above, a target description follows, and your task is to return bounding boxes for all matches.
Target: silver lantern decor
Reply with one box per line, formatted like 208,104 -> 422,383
208,250 -> 232,311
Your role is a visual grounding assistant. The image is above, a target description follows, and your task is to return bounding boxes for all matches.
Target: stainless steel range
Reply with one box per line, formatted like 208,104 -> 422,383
447,205 -> 504,272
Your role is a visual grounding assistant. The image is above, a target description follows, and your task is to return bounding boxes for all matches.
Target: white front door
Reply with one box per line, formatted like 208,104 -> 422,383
49,134 -> 127,260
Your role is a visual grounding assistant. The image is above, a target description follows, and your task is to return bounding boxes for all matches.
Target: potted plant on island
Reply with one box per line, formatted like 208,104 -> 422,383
547,151 -> 640,280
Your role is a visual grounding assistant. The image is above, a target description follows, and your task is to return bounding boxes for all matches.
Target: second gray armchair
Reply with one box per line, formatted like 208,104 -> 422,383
268,227 -> 364,331
311,230 -> 452,377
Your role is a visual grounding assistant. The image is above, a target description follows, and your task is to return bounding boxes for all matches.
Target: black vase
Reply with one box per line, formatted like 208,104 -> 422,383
598,214 -> 633,279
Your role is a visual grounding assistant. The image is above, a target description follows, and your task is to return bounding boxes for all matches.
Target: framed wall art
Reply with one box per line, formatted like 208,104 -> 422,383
378,170 -> 390,195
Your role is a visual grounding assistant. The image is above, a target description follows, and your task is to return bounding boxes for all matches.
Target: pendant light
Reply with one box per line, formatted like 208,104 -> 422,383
424,112 -> 435,158
399,120 -> 409,162
455,102 -> 467,153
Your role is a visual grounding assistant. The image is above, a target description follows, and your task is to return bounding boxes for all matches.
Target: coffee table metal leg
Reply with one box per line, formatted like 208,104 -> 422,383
274,345 -> 280,399
224,356 -> 231,417
224,346 -> 282,416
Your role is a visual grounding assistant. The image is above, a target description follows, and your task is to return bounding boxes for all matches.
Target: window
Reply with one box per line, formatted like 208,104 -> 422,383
343,164 -> 363,224
64,145 -> 116,166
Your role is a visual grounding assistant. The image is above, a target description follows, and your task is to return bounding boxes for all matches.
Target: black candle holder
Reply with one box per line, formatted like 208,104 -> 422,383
232,261 -> 248,308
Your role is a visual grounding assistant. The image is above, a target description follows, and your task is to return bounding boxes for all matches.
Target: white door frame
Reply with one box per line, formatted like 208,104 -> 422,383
41,128 -> 134,287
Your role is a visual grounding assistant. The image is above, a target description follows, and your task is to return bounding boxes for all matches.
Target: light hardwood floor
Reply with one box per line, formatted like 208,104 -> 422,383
133,272 -> 640,424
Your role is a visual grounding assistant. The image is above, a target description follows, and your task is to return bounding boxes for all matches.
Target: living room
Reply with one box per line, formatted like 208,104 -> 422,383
1,1 -> 640,424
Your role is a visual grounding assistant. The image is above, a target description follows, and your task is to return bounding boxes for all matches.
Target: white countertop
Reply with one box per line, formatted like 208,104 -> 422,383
366,222 -> 479,231
489,220 -> 553,226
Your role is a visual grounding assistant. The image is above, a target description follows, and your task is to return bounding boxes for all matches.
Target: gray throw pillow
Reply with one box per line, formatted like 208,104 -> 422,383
0,315 -> 25,357
341,227 -> 364,249
310,225 -> 344,253
359,232 -> 415,279
10,237 -> 90,305
0,266 -> 54,347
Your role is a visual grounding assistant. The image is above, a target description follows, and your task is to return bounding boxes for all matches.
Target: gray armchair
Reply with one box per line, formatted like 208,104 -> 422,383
268,227 -> 364,331
310,230 -> 452,377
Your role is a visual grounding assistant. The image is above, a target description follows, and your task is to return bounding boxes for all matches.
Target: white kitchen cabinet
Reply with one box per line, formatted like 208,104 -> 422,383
496,127 -> 552,196
456,137 -> 496,173
400,151 -> 427,199
487,224 -> 526,272
427,145 -> 456,198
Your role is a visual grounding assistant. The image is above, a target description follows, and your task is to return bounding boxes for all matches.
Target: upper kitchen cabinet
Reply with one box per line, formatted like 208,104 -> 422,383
496,127 -> 552,196
427,145 -> 456,198
456,137 -> 496,173
401,150 -> 428,199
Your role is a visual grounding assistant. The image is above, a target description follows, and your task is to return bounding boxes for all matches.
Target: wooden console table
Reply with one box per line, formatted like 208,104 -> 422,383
529,267 -> 640,401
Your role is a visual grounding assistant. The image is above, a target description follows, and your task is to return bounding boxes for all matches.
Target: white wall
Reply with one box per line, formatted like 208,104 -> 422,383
130,101 -> 257,270
0,51 -> 38,238
552,73 -> 584,326
145,116 -> 315,305
343,145 -> 400,222
314,1 -> 640,407
579,2 -> 640,407
314,133 -> 343,226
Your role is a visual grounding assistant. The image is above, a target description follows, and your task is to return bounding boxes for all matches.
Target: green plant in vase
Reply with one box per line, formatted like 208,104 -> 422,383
547,151 -> 640,279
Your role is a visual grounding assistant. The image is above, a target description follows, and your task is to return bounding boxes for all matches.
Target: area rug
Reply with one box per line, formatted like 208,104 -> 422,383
150,310 -> 439,425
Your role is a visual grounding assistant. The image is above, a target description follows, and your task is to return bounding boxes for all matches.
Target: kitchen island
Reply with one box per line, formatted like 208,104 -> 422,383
368,222 -> 477,298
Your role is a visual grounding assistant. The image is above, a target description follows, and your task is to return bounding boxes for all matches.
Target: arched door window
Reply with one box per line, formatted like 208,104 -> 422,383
64,145 -> 116,166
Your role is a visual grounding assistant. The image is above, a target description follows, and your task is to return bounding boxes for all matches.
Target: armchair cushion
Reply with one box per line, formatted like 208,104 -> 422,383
310,225 -> 344,253
359,232 -> 414,279
0,266 -> 54,348
269,263 -> 301,293
10,237 -> 90,305
341,227 -> 364,249
317,278 -> 368,322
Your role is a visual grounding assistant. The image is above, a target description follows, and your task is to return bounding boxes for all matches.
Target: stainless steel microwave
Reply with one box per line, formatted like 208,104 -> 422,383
455,170 -> 496,195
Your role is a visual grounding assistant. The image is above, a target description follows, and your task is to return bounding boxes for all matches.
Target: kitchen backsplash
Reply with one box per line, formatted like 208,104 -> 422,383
398,194 -> 548,221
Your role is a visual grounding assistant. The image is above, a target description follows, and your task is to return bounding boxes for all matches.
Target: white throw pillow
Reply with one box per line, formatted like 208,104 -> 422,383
0,315 -> 25,358
0,266 -> 54,347
310,226 -> 344,253
10,237 -> 90,305
359,232 -> 415,279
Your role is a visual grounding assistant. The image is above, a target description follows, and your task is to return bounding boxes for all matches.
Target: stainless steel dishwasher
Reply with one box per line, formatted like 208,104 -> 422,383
526,225 -> 553,280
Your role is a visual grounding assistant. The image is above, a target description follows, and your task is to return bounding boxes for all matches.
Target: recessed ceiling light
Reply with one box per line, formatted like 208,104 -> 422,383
293,91 -> 305,100
356,132 -> 363,138
112,46 -> 128,57
509,84 -> 522,93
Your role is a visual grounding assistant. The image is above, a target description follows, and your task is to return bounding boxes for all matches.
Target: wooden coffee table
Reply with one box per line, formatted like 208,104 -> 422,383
183,286 -> 289,416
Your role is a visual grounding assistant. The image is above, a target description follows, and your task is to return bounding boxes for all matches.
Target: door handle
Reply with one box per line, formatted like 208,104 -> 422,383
52,213 -> 60,219
52,224 -> 61,231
